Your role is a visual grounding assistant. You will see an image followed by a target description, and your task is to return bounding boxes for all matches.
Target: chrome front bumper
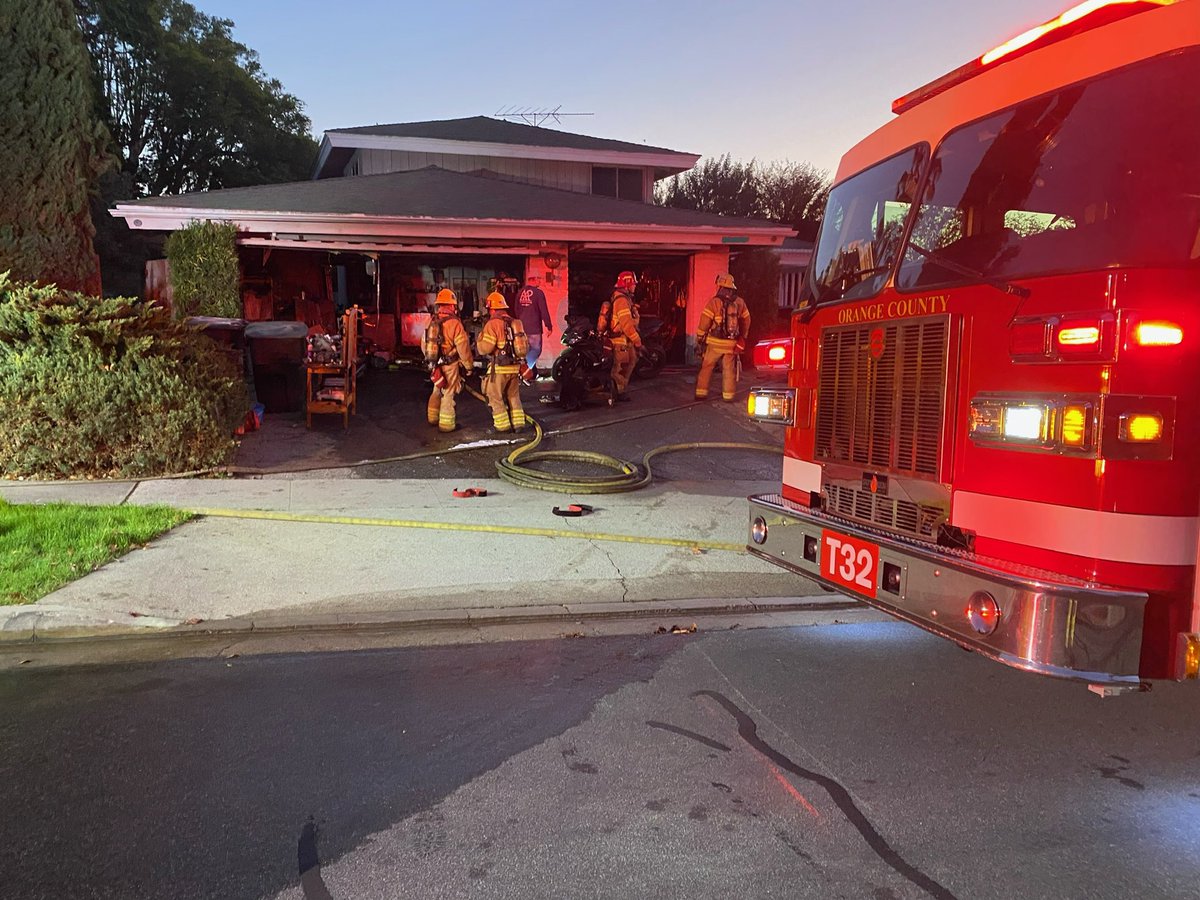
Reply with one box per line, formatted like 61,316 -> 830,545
748,494 -> 1147,683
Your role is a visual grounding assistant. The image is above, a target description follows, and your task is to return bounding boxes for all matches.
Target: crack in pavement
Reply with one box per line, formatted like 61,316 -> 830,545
691,690 -> 958,900
592,539 -> 629,603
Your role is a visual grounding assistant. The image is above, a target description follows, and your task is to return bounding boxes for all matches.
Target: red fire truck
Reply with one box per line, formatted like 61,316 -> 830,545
746,0 -> 1200,686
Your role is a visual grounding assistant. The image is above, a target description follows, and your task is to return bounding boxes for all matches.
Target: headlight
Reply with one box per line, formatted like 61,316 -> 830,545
969,394 -> 1095,454
747,387 -> 795,425
1002,405 -> 1048,442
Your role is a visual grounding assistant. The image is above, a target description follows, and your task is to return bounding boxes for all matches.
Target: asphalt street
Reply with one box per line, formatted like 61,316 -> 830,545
3,621 -> 1197,899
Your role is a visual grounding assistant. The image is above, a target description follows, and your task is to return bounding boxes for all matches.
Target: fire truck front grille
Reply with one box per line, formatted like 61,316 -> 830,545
815,317 -> 948,477
825,483 -> 941,539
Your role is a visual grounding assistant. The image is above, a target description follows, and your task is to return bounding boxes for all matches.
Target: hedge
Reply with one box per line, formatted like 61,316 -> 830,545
164,220 -> 241,319
0,274 -> 248,479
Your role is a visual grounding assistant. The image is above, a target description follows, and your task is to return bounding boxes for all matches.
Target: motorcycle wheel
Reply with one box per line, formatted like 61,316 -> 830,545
633,347 -> 665,379
551,353 -> 578,384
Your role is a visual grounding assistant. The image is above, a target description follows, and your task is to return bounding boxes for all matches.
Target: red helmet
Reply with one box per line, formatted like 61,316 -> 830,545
616,270 -> 637,290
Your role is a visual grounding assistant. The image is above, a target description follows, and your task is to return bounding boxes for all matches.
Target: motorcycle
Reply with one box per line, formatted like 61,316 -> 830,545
550,316 -> 616,411
632,314 -> 677,380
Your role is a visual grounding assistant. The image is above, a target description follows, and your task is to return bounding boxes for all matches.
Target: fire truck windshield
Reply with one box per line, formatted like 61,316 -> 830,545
897,48 -> 1200,294
810,145 -> 929,304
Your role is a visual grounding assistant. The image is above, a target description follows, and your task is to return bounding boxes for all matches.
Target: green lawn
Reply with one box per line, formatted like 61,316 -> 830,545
0,499 -> 191,605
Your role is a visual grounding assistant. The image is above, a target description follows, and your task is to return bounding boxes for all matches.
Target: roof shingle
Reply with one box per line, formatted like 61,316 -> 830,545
126,166 -> 787,231
329,116 -> 691,157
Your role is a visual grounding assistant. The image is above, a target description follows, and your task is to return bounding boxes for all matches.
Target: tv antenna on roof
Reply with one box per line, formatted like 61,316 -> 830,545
494,105 -> 594,127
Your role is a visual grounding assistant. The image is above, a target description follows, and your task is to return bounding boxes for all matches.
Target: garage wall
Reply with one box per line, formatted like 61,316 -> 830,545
525,245 -> 568,366
687,249 -> 730,363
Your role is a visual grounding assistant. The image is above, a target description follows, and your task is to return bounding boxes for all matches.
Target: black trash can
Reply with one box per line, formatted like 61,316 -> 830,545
245,320 -> 308,412
185,316 -> 248,377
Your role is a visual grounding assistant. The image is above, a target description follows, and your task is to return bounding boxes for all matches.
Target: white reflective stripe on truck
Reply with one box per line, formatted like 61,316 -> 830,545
783,456 -> 822,494
951,491 -> 1199,566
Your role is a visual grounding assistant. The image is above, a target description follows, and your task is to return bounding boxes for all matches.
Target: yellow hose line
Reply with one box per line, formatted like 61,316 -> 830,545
495,414 -> 779,495
187,506 -> 746,552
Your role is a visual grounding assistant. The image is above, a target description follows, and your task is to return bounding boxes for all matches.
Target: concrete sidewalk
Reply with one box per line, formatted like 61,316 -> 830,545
0,476 -> 841,643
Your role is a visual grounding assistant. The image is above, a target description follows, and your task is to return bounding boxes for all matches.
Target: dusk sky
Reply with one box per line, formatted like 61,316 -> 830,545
192,0 -> 1078,177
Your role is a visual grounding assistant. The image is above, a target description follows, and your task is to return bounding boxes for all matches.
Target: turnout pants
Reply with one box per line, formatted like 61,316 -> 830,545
612,339 -> 638,395
426,363 -> 464,431
485,367 -> 526,431
695,338 -> 738,401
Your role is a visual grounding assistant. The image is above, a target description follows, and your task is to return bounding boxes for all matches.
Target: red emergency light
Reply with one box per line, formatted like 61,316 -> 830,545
892,0 -> 1178,114
753,338 -> 793,370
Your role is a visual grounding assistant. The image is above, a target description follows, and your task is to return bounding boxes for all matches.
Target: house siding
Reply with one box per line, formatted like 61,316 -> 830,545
353,149 -> 594,193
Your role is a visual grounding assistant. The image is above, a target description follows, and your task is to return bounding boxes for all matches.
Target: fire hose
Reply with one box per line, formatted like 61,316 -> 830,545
463,373 -> 777,494
492,414 -> 778,495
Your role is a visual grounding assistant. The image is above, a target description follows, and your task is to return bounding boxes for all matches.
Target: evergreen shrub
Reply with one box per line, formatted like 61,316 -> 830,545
0,275 -> 248,479
164,220 -> 241,319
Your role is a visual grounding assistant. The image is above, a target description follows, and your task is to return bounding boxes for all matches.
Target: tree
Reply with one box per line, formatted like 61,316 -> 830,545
730,248 -> 782,347
655,155 -> 830,241
0,0 -> 109,294
758,160 -> 830,242
655,154 -> 761,219
75,0 -> 318,196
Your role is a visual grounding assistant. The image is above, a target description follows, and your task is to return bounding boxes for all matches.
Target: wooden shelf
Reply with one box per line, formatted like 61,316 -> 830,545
306,308 -> 360,429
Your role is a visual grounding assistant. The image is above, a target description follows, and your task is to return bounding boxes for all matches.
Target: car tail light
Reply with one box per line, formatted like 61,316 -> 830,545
753,339 -> 792,369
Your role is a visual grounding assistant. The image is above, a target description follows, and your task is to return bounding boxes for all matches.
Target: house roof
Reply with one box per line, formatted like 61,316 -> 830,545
331,116 -> 683,155
313,116 -> 698,179
121,166 -> 787,232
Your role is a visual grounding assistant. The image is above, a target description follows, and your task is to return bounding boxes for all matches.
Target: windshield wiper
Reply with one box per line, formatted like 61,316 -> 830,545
906,242 -> 1031,298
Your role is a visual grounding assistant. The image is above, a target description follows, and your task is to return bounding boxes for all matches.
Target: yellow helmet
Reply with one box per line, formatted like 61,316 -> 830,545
715,273 -> 737,291
435,288 -> 457,307
486,291 -> 509,310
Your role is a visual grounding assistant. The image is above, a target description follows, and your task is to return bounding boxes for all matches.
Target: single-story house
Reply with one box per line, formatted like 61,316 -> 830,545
111,116 -> 794,366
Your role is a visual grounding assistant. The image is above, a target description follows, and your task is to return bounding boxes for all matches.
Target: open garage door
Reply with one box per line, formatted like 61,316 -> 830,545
567,250 -> 690,364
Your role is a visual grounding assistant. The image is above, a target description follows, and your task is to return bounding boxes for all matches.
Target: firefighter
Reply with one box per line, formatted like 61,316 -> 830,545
424,289 -> 474,432
476,291 -> 530,432
695,272 -> 751,401
597,270 -> 643,400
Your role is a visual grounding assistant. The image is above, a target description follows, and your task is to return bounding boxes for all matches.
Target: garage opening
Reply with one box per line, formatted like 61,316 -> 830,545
237,246 -> 534,364
567,251 -> 690,365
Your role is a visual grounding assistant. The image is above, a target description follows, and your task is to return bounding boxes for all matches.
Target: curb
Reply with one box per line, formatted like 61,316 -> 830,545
0,595 -> 858,647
